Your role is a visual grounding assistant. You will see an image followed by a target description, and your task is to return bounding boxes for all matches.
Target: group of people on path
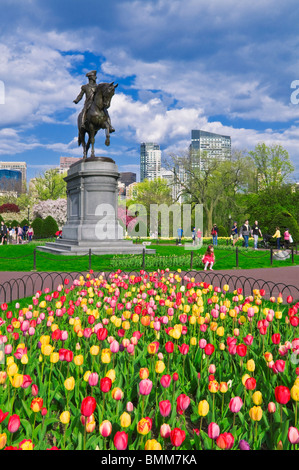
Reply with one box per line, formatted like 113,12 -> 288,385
0,221 -> 34,245
229,220 -> 293,250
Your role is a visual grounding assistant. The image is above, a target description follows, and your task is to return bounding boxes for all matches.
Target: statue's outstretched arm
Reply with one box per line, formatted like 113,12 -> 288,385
73,86 -> 85,104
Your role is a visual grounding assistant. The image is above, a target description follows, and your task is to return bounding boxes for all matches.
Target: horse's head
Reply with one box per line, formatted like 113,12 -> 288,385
95,82 -> 118,108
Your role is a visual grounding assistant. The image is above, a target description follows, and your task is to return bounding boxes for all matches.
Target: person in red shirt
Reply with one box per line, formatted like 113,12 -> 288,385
202,245 -> 215,271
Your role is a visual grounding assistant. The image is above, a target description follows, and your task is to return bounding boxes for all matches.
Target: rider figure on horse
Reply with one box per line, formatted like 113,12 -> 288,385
73,70 -> 115,133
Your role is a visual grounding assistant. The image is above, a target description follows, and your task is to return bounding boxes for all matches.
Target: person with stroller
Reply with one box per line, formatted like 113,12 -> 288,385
202,245 -> 215,271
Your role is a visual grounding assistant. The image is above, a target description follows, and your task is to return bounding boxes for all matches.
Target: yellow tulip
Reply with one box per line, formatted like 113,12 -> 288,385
105,369 -> 116,383
50,352 -> 59,364
10,373 -> 23,388
252,391 -> 263,405
155,360 -> 165,374
90,345 -> 100,356
74,354 -> 84,366
64,377 -> 75,391
145,439 -> 162,450
7,363 -> 18,376
291,384 -> 299,401
60,411 -> 71,424
120,412 -> 131,428
0,433 -> 7,450
249,406 -> 263,421
246,359 -> 255,372
198,400 -> 209,417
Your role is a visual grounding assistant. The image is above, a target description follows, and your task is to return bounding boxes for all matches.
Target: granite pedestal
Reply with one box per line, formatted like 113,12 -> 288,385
37,157 -> 155,256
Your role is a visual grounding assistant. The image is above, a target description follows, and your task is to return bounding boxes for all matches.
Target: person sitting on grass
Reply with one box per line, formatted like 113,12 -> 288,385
202,245 -> 215,271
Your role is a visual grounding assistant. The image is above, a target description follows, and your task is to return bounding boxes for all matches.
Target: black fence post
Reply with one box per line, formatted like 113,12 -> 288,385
89,249 -> 92,270
142,248 -> 145,269
270,247 -> 273,265
33,248 -> 36,271
235,247 -> 239,268
190,251 -> 194,269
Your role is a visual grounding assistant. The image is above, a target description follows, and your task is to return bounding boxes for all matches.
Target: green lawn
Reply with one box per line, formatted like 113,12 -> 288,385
0,239 -> 297,272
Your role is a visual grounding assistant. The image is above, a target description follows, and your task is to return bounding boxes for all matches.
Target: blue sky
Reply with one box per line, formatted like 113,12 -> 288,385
1,0 -> 299,183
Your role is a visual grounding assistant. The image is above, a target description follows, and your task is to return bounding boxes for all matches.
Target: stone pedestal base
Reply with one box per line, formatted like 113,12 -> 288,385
36,156 -> 155,256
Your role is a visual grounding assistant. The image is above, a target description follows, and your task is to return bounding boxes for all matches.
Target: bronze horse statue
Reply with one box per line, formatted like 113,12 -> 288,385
77,82 -> 118,159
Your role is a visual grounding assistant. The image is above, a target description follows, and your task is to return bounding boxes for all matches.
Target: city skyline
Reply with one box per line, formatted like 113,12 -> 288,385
1,1 -> 299,183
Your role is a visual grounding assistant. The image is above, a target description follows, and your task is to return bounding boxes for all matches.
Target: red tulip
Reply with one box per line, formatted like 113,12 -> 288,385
97,328 -> 108,341
114,431 -> 128,450
7,414 -> 20,433
0,409 -> 9,424
81,396 -> 97,417
100,377 -> 112,393
204,343 -> 215,356
178,343 -> 189,355
287,296 -> 293,304
170,427 -> 186,447
245,377 -> 256,391
236,344 -> 247,357
272,333 -> 281,345
165,341 -> 174,353
216,432 -> 234,449
273,360 -> 286,374
275,385 -> 291,405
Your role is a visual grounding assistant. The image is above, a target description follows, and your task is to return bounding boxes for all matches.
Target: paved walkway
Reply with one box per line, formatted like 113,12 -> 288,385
0,266 -> 298,302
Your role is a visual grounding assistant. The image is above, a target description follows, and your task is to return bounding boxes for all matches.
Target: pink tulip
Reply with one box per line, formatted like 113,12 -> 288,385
113,431 -> 128,450
110,340 -> 119,353
208,422 -> 220,440
8,414 -> 20,433
160,423 -> 171,438
139,379 -> 153,396
99,420 -> 112,437
159,400 -> 171,417
229,396 -> 243,413
288,426 -> 299,444
160,374 -> 171,388
198,339 -> 207,349
88,373 -> 99,387
176,393 -> 190,415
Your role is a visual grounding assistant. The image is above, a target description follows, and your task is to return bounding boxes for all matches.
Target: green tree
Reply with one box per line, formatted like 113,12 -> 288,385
166,149 -> 254,236
33,169 -> 67,201
42,216 -> 59,238
248,143 -> 294,191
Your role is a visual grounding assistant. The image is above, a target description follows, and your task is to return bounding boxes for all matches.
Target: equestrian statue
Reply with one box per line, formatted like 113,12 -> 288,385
73,70 -> 118,159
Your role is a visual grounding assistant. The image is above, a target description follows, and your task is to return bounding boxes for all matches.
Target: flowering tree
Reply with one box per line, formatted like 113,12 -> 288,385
32,199 -> 67,228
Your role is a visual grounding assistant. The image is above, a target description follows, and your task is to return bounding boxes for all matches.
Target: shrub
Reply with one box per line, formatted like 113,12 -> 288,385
217,225 -> 228,237
42,216 -> 59,238
0,203 -> 20,213
270,210 -> 299,242
31,217 -> 44,239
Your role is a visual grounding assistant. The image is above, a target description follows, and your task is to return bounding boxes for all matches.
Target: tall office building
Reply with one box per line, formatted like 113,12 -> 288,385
58,156 -> 81,173
140,143 -> 161,182
190,130 -> 231,169
0,161 -> 27,185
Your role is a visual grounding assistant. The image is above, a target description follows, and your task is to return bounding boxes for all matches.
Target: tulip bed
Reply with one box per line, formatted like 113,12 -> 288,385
1,269 -> 299,451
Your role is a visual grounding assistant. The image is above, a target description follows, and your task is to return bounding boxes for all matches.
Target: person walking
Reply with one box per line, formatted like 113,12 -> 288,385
202,245 -> 215,271
272,226 -> 281,249
177,227 -> 183,245
231,221 -> 238,247
196,227 -> 202,246
0,221 -> 7,245
27,225 -> 34,242
252,221 -> 262,250
211,224 -> 218,246
283,228 -> 290,249
192,227 -> 196,245
240,219 -> 251,248
17,225 -> 23,244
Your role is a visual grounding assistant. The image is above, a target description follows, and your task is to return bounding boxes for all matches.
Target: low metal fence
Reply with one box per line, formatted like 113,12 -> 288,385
0,269 -> 298,304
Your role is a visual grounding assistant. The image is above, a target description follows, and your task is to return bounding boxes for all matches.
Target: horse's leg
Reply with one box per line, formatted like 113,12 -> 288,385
104,123 -> 110,147
79,128 -> 87,159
